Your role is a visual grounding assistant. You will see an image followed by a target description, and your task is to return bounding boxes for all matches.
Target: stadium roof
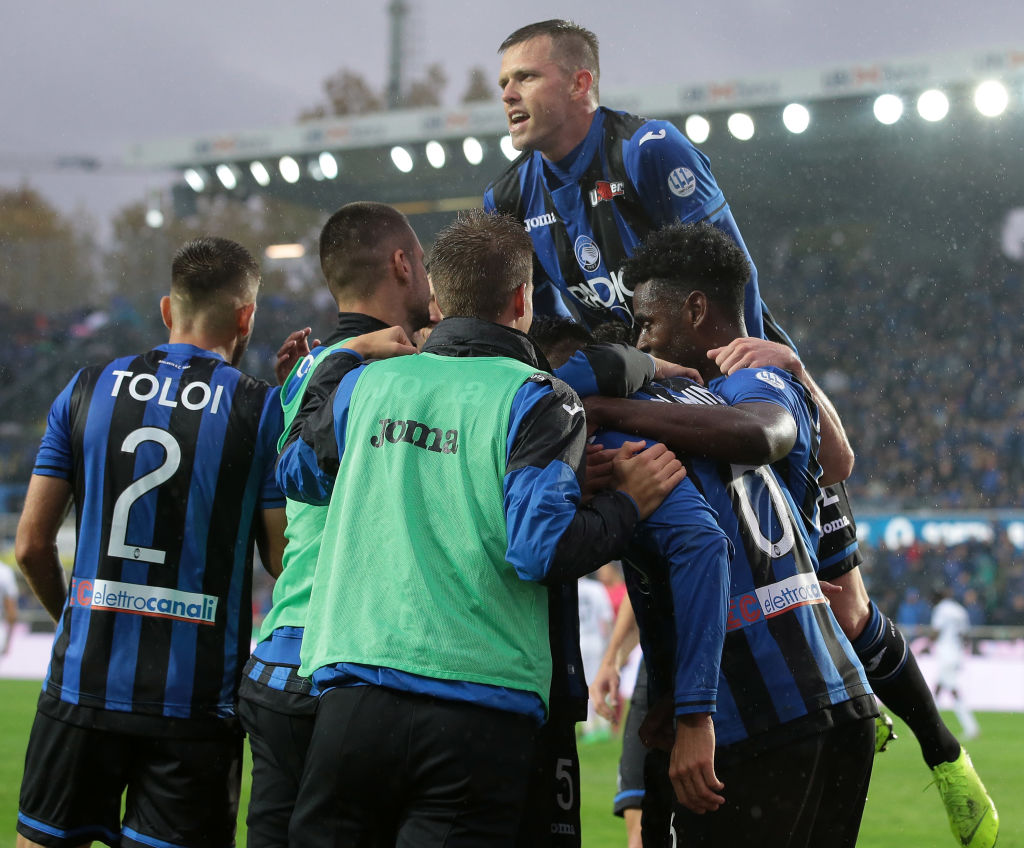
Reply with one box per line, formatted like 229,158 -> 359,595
125,46 -> 1023,169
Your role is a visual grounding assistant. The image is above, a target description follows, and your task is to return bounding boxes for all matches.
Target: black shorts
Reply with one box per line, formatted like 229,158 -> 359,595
516,700 -> 582,847
614,661 -> 649,816
643,716 -> 875,848
18,708 -> 242,848
237,679 -> 317,848
290,685 -> 538,847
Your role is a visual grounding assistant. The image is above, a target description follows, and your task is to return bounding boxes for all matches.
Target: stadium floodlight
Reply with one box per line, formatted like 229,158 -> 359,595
782,103 -> 810,134
183,168 -> 206,192
249,161 -> 271,186
391,146 -> 414,173
145,208 -> 164,228
265,243 -> 306,260
279,156 -> 301,183
727,113 -> 755,141
500,135 -> 518,161
684,115 -> 710,144
873,94 -> 904,125
917,89 -> 950,122
463,137 -> 484,165
319,152 -> 339,179
425,140 -> 446,169
215,164 -> 238,190
974,80 -> 1009,117
307,158 -> 325,181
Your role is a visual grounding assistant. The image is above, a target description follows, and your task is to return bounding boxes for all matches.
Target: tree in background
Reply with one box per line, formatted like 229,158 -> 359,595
0,185 -> 98,311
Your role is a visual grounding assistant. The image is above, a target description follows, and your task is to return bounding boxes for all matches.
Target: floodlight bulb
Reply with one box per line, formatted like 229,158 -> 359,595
145,208 -> 164,228
183,168 -> 205,192
917,89 -> 949,122
782,103 -> 810,134
279,156 -> 301,183
425,141 -> 446,169
873,94 -> 904,125
215,164 -> 238,190
974,80 -> 1009,117
727,113 -> 754,141
250,161 -> 271,186
319,152 -> 339,179
500,136 -> 518,161
463,137 -> 484,165
391,146 -> 414,173
684,115 -> 710,144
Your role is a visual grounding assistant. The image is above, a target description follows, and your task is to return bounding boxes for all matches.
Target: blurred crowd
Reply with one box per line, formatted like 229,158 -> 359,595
3,235 -> 1023,631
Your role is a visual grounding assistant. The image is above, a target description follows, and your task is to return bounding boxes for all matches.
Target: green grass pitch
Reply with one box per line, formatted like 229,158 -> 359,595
1,677 -> 1020,847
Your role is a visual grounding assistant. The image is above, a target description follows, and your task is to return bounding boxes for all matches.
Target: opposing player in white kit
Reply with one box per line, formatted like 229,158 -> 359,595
578,573 -> 614,740
931,587 -> 980,740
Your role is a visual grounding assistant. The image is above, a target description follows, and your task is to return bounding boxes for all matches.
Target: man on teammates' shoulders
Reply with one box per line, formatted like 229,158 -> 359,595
484,18 -> 764,336
14,237 -> 287,848
237,200 -> 427,848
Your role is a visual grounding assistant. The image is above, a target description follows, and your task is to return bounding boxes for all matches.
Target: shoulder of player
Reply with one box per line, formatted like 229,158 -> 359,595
484,151 -> 535,207
717,366 -> 799,398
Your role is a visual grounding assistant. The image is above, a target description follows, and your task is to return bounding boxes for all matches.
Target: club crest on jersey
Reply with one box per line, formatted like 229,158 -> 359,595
667,166 -> 697,198
588,180 -> 625,206
574,235 -> 602,272
754,369 -> 786,390
370,418 -> 458,454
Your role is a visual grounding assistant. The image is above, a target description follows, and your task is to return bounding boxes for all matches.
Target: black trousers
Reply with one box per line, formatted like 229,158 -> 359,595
644,717 -> 875,848
289,685 -> 538,848
237,688 -> 316,848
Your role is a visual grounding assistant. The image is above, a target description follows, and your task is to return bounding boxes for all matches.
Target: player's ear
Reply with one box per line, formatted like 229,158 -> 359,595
237,302 -> 256,338
570,69 -> 594,100
392,247 -> 413,287
686,291 -> 709,328
160,296 -> 174,331
512,283 -> 527,320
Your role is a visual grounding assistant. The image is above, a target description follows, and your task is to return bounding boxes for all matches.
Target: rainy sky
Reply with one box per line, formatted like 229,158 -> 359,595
1,0 -> 1020,229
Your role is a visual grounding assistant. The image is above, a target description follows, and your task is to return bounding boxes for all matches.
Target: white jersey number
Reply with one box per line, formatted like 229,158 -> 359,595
730,464 -> 795,559
107,427 -> 181,564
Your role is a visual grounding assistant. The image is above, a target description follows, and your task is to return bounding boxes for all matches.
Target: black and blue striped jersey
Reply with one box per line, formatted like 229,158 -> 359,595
607,371 -> 873,751
484,106 -> 764,335
32,343 -> 284,730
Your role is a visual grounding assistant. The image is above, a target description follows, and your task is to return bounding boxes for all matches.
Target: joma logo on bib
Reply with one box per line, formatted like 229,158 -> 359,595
370,418 -> 459,454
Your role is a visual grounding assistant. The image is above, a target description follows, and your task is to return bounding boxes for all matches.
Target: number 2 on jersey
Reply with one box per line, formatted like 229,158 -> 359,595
107,427 -> 181,564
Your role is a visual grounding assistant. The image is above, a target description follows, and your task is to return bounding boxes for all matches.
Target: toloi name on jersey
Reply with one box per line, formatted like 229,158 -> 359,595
370,418 -> 459,454
110,370 -> 225,413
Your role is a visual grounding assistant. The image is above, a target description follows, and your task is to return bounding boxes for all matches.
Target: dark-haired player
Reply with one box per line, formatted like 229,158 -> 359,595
14,237 -> 287,848
533,307 -> 876,847
590,222 -> 998,848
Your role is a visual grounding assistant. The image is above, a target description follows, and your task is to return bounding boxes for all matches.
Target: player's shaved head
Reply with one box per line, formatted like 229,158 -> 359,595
170,237 -> 260,333
500,19 -> 600,98
319,202 -> 417,301
429,209 -> 533,321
